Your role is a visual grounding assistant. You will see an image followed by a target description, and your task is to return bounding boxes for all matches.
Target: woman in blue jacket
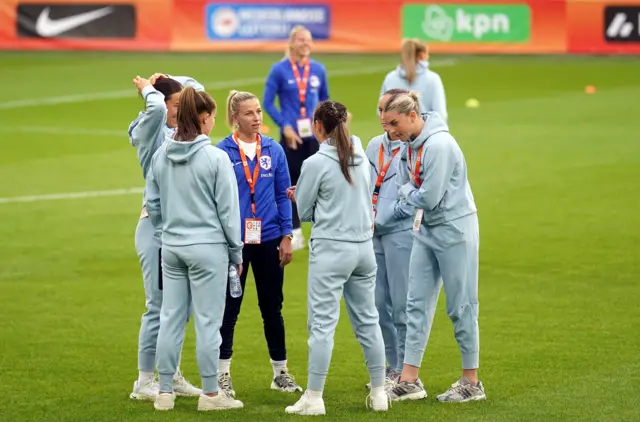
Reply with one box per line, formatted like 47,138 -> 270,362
381,91 -> 485,403
215,90 -> 302,397
128,73 -> 203,401
145,86 -> 244,412
263,25 -> 330,250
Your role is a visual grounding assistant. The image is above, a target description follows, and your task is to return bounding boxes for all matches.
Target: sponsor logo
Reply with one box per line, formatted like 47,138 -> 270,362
17,4 -> 136,39
402,4 -> 531,43
206,3 -> 330,41
604,6 -> 640,42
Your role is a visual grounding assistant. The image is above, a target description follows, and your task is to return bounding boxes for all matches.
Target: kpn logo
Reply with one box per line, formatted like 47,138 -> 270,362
402,4 -> 531,43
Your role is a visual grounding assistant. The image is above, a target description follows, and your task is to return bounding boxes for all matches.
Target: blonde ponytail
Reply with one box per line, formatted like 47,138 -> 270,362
400,39 -> 428,84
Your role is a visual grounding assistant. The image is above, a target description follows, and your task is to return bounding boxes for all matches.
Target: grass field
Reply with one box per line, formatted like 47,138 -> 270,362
0,52 -> 639,421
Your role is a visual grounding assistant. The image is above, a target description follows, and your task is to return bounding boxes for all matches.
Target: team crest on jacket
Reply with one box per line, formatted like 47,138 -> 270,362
260,155 -> 272,170
310,75 -> 320,88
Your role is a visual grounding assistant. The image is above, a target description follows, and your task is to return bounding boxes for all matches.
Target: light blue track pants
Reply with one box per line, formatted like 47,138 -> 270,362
306,238 -> 386,391
404,213 -> 480,370
134,217 -> 188,373
156,243 -> 228,394
373,230 -> 412,372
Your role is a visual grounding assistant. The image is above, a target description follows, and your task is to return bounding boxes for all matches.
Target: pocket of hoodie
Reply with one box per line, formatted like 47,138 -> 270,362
434,219 -> 466,248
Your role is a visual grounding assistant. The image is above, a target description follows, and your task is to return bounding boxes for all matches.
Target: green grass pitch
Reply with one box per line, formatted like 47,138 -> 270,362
0,52 -> 639,421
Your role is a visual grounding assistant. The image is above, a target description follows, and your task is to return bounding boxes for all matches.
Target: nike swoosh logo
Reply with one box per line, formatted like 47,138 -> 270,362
35,6 -> 114,37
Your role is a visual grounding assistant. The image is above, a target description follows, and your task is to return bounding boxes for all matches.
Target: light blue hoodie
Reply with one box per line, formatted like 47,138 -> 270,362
295,136 -> 374,243
127,76 -> 204,204
145,135 -> 243,265
380,61 -> 447,121
365,132 -> 415,236
397,112 -> 476,232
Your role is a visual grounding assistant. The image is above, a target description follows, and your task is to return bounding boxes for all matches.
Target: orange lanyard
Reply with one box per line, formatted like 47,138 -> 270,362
372,145 -> 400,212
233,132 -> 261,216
408,145 -> 424,186
289,58 -> 311,117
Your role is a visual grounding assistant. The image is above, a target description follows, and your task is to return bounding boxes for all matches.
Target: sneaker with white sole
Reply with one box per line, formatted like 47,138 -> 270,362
365,368 -> 400,390
366,391 -> 390,412
130,379 -> 159,401
173,371 -> 202,397
271,370 -> 303,393
436,377 -> 486,403
218,372 -> 236,397
285,390 -> 326,416
154,392 -> 175,411
388,378 -> 428,402
197,392 -> 244,411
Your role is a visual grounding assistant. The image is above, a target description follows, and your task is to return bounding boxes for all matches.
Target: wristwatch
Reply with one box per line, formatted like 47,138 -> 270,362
285,233 -> 294,240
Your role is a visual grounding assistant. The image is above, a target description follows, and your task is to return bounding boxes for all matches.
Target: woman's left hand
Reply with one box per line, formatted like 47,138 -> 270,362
279,236 -> 293,268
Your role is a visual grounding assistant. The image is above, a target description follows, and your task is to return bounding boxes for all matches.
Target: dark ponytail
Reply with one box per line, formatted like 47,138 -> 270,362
314,100 -> 354,184
153,77 -> 183,102
175,87 -> 216,142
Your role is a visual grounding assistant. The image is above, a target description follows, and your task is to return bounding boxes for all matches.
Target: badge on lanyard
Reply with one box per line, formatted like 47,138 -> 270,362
413,209 -> 424,232
290,58 -> 313,138
234,132 -> 263,244
409,144 -> 425,232
245,218 -> 262,244
372,144 -> 400,216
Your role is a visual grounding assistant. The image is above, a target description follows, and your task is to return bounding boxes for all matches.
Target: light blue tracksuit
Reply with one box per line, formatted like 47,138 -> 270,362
294,136 -> 386,391
396,112 -> 480,370
127,76 -> 204,373
379,61 -> 447,121
365,133 -> 415,373
145,135 -> 243,394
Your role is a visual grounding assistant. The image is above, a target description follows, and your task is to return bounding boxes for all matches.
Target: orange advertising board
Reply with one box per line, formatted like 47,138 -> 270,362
0,0 -> 639,54
0,0 -> 171,51
171,0 -> 567,53
566,0 -> 640,54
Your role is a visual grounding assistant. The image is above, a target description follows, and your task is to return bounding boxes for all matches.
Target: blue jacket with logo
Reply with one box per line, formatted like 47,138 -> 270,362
216,134 -> 293,243
263,58 -> 330,139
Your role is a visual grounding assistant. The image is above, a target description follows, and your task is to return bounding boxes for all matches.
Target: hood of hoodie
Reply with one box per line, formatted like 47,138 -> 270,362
319,135 -> 365,165
382,132 -> 403,153
397,60 -> 429,80
127,112 -> 176,145
408,111 -> 449,149
165,134 -> 210,163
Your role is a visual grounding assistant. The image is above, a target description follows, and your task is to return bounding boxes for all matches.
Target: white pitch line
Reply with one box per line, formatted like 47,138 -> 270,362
0,60 -> 457,110
0,187 -> 143,204
0,126 -> 123,136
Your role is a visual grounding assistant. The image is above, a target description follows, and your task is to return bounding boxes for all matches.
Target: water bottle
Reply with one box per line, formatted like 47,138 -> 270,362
228,264 -> 243,298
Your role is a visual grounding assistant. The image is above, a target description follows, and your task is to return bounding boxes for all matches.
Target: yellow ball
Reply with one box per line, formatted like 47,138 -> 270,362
465,98 -> 480,108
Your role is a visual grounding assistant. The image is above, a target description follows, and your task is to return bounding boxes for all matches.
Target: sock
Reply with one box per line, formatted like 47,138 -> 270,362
138,371 -> 154,384
219,358 -> 231,375
271,359 -> 287,378
371,386 -> 385,396
173,366 -> 181,380
307,389 -> 323,399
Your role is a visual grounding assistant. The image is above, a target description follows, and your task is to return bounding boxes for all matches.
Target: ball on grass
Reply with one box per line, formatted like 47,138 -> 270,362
465,98 -> 480,108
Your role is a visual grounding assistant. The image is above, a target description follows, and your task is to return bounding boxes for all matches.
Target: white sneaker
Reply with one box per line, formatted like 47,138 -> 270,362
197,392 -> 244,411
366,391 -> 390,412
271,370 -> 304,393
173,371 -> 202,397
154,392 -> 175,411
130,379 -> 159,401
285,390 -> 326,416
218,372 -> 236,398
292,229 -> 305,251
